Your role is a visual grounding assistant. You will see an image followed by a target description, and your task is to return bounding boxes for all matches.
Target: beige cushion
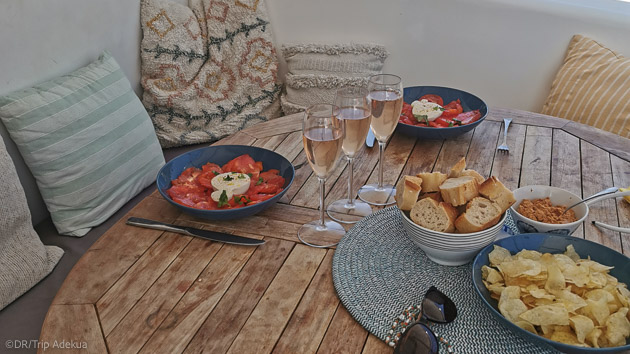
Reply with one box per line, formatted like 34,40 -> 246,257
281,43 -> 388,114
541,34 -> 630,138
140,0 -> 281,148
0,135 -> 63,310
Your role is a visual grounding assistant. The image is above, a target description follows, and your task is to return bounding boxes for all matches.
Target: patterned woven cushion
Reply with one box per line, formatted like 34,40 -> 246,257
0,51 -> 165,236
140,0 -> 281,148
280,43 -> 388,115
541,34 -> 630,138
0,134 -> 63,310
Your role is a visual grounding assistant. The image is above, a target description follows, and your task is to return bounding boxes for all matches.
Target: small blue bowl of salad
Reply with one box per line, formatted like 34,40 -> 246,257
397,86 -> 488,140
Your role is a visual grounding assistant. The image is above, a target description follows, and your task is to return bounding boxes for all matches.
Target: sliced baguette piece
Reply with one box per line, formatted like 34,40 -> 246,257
395,175 -> 423,211
461,169 -> 485,184
448,157 -> 467,178
439,176 -> 479,206
419,191 -> 443,203
478,176 -> 516,213
455,197 -> 503,233
410,198 -> 458,233
416,172 -> 447,192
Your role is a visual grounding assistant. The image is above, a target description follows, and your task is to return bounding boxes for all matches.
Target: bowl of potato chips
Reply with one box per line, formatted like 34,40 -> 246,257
472,233 -> 630,353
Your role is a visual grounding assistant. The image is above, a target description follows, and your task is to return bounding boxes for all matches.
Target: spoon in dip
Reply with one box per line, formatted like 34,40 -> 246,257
561,186 -> 619,215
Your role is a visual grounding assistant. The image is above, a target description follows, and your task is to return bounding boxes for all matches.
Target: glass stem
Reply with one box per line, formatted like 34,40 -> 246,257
347,157 -> 355,206
378,141 -> 386,189
318,177 -> 326,227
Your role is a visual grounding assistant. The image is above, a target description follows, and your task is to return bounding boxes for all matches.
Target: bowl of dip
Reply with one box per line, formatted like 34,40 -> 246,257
510,185 -> 588,235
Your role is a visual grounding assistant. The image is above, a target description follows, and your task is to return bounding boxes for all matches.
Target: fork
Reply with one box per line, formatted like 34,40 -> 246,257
497,118 -> 512,153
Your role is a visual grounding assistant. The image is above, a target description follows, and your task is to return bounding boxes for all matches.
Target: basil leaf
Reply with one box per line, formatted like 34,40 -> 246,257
247,173 -> 253,178
217,190 -> 229,207
212,170 -> 219,176
224,175 -> 233,181
256,177 -> 264,186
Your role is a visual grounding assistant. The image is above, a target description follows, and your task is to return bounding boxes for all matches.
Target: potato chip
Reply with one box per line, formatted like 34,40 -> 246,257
519,304 -> 570,326
499,286 -> 521,304
514,320 -> 537,334
562,263 -> 590,287
569,315 -> 594,343
556,290 -> 587,313
527,287 -> 555,300
545,262 -> 566,293
499,298 -> 529,323
515,249 -> 542,261
586,328 -> 604,348
605,307 -> 630,347
581,298 -> 610,326
616,285 -> 630,307
564,244 -> 580,262
482,265 -> 504,284
488,245 -> 512,266
550,331 -> 588,347
585,289 -> 615,302
498,259 -> 542,278
580,259 -> 614,273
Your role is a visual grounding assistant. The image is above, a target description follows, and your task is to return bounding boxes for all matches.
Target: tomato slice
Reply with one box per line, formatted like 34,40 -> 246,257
441,99 -> 463,118
197,170 -> 217,189
201,163 -> 223,175
222,154 -> 262,175
453,110 -> 481,125
419,94 -> 444,106
172,167 -> 202,186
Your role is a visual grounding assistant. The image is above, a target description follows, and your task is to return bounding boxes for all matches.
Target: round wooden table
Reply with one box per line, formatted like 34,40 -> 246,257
39,108 -> 630,354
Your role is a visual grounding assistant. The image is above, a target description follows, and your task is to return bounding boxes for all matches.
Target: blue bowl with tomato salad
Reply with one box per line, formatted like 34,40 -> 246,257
156,145 -> 295,220
397,86 -> 488,140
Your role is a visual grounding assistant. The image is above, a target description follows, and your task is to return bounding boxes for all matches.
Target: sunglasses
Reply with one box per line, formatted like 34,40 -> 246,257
390,286 -> 457,354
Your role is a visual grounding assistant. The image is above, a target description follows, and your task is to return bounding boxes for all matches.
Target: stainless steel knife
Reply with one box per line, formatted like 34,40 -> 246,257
126,217 -> 265,246
365,129 -> 375,148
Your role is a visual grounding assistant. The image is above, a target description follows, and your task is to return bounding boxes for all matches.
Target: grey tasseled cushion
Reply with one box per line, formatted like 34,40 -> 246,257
0,135 -> 63,310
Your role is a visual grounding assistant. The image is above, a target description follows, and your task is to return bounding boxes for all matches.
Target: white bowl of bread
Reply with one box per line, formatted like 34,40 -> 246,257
395,157 -> 515,266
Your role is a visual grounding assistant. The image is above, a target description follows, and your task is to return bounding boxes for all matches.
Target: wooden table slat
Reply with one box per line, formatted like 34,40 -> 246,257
581,141 -> 622,253
38,304 -> 108,354
184,238 -> 294,354
272,250 -> 339,354
226,244 -> 326,354
105,238 -> 221,353
519,126 -> 553,187
139,243 -> 258,353
96,232 -> 192,336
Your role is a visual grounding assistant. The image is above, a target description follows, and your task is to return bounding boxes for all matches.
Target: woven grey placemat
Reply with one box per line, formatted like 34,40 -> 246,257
332,207 -> 557,353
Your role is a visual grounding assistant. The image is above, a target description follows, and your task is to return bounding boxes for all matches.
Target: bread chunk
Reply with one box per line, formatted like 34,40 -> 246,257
455,197 -> 503,233
461,169 -> 485,184
410,198 -> 458,233
395,175 -> 423,211
478,176 -> 516,213
439,176 -> 479,206
416,172 -> 447,192
448,157 -> 467,178
419,191 -> 442,203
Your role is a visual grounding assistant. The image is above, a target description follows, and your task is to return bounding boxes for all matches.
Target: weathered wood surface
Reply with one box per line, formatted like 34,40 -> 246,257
40,108 -> 630,353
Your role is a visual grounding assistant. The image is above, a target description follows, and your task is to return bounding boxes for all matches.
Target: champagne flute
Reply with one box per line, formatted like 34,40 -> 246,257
298,104 -> 346,248
326,86 -> 373,223
358,74 -> 403,205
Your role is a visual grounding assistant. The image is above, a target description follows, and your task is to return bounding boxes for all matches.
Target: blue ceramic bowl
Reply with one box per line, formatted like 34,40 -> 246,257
157,145 -> 294,220
472,233 -> 630,354
398,86 -> 488,140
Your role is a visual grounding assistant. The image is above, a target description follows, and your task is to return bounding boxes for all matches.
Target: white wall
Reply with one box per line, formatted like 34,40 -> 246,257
266,0 -> 630,111
1,0 -> 630,225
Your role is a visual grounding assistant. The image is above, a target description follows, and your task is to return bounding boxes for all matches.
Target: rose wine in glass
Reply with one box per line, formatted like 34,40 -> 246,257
298,104 -> 346,248
326,86 -> 373,224
358,74 -> 403,205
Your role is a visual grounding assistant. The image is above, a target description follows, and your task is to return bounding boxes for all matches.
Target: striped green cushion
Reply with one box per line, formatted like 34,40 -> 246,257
0,51 -> 165,236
